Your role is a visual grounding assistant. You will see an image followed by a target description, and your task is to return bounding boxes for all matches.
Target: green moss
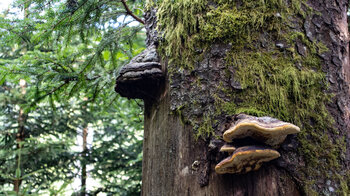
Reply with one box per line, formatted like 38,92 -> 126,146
157,0 -> 206,69
156,0 -> 349,194
226,51 -> 329,122
195,114 -> 215,140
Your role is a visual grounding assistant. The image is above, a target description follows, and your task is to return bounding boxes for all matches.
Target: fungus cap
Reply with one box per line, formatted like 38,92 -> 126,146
115,45 -> 164,100
215,146 -> 280,174
219,144 -> 236,153
223,114 -> 300,146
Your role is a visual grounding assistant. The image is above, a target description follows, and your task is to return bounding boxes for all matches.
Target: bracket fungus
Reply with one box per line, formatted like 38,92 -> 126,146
223,114 -> 300,147
219,144 -> 236,153
215,146 -> 280,174
215,114 -> 300,174
115,45 -> 164,100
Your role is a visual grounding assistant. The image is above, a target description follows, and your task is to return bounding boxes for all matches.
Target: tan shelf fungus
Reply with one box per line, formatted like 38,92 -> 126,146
219,144 -> 236,153
215,114 -> 300,174
223,114 -> 300,147
215,146 -> 280,174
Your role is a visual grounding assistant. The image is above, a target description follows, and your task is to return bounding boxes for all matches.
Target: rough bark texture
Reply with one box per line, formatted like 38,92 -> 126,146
143,94 -> 301,195
137,1 -> 350,195
310,0 -> 350,163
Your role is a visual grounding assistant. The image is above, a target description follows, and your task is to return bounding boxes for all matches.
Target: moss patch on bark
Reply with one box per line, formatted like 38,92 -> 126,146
155,0 -> 349,194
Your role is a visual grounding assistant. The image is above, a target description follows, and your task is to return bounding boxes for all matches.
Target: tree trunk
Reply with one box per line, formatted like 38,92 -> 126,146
81,127 -> 88,196
143,94 -> 301,195
121,0 -> 350,195
13,109 -> 25,193
14,80 -> 27,193
14,6 -> 29,192
13,112 -> 24,193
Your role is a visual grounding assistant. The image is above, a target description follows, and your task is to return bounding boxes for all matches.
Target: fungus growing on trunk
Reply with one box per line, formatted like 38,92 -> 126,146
115,45 -> 164,100
215,114 -> 300,174
219,144 -> 236,153
223,114 -> 300,147
215,146 -> 280,174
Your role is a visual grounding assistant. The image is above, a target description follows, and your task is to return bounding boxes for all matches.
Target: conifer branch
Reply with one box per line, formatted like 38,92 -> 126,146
120,0 -> 145,24
50,0 -> 89,30
33,82 -> 68,104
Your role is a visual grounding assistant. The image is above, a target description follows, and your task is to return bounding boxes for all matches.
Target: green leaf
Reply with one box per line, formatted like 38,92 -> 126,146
102,50 -> 111,61
21,169 -> 44,179
0,71 -> 7,85
15,168 -> 21,179
49,95 -> 56,112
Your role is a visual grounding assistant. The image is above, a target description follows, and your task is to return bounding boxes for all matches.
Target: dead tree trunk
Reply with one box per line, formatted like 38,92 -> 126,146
116,0 -> 349,195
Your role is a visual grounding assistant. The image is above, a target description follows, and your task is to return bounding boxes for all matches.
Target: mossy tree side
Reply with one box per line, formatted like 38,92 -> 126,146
140,0 -> 349,195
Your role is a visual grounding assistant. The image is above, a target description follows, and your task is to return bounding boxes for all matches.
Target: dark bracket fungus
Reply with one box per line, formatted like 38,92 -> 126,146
215,146 -> 280,174
223,114 -> 300,147
115,45 -> 165,100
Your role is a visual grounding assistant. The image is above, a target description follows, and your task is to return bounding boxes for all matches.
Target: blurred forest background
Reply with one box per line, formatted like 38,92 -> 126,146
0,0 -> 146,195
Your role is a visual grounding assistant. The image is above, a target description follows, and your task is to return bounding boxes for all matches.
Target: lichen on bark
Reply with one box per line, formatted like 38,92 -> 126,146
154,0 -> 349,194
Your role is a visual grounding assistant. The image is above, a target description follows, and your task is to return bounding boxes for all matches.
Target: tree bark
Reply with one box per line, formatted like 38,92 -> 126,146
143,94 -> 301,195
14,80 -> 27,193
138,1 -> 350,195
13,109 -> 24,193
81,127 -> 88,196
14,6 -> 30,193
13,110 -> 25,193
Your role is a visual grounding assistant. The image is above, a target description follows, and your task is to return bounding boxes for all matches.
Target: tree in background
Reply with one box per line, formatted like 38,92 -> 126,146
87,100 -> 143,195
0,84 -> 143,195
0,84 -> 77,194
0,0 -> 145,195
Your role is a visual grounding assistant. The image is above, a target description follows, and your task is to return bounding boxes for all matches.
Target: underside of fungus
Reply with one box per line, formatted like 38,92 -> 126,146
223,114 -> 300,147
215,146 -> 280,174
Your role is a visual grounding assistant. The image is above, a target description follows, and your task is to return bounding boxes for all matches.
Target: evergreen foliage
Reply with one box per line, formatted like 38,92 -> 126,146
0,0 -> 145,194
